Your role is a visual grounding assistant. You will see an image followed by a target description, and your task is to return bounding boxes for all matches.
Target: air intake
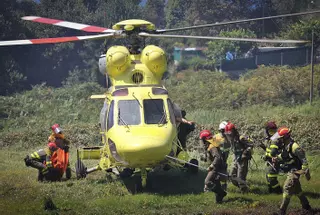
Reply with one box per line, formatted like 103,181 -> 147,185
132,72 -> 144,84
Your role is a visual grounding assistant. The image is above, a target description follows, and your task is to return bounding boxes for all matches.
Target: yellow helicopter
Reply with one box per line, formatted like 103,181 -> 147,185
0,10 -> 318,190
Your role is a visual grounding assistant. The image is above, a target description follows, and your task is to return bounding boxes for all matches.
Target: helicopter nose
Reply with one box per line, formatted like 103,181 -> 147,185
116,135 -> 172,167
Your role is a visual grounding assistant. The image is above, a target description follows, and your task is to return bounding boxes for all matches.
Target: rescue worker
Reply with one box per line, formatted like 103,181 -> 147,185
177,110 -> 195,155
224,122 -> 253,192
262,121 -> 282,194
200,129 -> 227,203
24,124 -> 71,181
270,127 -> 312,215
212,121 -> 229,190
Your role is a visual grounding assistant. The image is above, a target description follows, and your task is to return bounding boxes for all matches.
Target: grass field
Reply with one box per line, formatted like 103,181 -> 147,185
1,147 -> 319,215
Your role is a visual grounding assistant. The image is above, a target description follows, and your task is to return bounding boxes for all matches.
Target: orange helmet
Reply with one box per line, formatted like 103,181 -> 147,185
271,126 -> 291,141
278,127 -> 291,137
51,124 -> 62,134
199,130 -> 213,140
225,122 -> 235,134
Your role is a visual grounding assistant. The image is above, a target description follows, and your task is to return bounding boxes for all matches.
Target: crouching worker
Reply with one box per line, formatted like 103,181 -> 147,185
200,130 -> 227,203
24,124 -> 71,181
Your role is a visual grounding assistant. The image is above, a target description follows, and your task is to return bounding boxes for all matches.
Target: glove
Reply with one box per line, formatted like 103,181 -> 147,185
305,168 -> 311,181
41,167 -> 50,175
64,145 -> 69,153
46,160 -> 53,168
24,155 -> 31,167
207,164 -> 213,171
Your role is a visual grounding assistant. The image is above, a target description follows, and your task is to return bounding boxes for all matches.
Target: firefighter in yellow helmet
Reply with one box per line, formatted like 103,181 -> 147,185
271,127 -> 312,215
262,121 -> 283,194
24,124 -> 71,181
200,129 -> 227,203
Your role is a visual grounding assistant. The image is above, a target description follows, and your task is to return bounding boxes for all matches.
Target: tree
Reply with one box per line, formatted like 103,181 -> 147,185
143,0 -> 165,28
205,29 -> 256,64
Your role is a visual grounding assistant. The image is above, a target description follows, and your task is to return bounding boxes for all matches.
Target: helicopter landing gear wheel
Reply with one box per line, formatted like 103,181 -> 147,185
75,159 -> 87,179
187,159 -> 199,174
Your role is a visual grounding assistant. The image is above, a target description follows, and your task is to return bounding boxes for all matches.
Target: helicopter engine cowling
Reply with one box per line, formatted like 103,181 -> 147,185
140,45 -> 167,80
105,46 -> 131,78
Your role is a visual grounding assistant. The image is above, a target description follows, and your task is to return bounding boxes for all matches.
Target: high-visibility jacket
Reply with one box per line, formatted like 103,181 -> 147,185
279,139 -> 308,172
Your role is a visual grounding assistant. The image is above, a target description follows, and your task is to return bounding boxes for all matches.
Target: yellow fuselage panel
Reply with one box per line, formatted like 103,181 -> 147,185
105,86 -> 176,167
105,45 -> 167,86
108,126 -> 174,167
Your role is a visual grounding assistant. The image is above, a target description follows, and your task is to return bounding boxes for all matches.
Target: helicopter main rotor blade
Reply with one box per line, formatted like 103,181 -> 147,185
22,16 -> 116,33
0,33 -> 116,46
157,10 -> 320,33
139,33 -> 309,44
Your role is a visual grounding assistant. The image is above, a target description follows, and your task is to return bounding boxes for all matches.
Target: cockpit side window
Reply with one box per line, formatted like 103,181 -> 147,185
107,100 -> 114,131
118,100 -> 141,125
143,99 -> 166,124
167,99 -> 176,125
100,101 -> 108,132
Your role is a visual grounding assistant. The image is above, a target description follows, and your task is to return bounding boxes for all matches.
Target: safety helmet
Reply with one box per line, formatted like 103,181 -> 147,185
199,130 -> 213,140
278,127 -> 291,137
265,121 -> 277,136
219,121 -> 228,131
225,122 -> 235,134
270,126 -> 291,141
265,121 -> 277,130
51,124 -> 62,134
47,142 -> 57,150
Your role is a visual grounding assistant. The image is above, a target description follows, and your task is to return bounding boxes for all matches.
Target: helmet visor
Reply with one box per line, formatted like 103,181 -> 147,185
270,132 -> 281,141
53,127 -> 62,134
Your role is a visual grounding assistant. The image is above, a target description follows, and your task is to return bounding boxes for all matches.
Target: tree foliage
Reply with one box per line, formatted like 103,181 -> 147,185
0,0 -> 319,96
205,29 -> 256,63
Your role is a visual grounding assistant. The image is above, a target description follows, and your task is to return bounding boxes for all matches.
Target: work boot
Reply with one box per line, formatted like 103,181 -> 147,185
280,198 -> 290,215
66,167 -> 72,180
204,185 -> 211,192
278,208 -> 286,215
302,204 -> 312,211
38,171 -> 44,182
215,191 -> 227,204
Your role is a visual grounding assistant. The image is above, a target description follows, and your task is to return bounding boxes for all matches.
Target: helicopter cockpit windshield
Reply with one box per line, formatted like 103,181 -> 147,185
118,100 -> 141,125
143,99 -> 166,125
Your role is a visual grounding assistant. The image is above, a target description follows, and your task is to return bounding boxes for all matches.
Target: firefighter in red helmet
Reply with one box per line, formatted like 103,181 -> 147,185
24,124 -> 71,181
271,127 -> 312,215
199,129 -> 227,203
224,122 -> 253,193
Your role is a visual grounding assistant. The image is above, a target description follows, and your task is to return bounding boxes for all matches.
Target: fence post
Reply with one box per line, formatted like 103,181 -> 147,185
310,30 -> 315,105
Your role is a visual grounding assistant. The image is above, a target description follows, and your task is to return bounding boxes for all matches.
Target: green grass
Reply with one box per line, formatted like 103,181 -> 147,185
1,148 -> 319,215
